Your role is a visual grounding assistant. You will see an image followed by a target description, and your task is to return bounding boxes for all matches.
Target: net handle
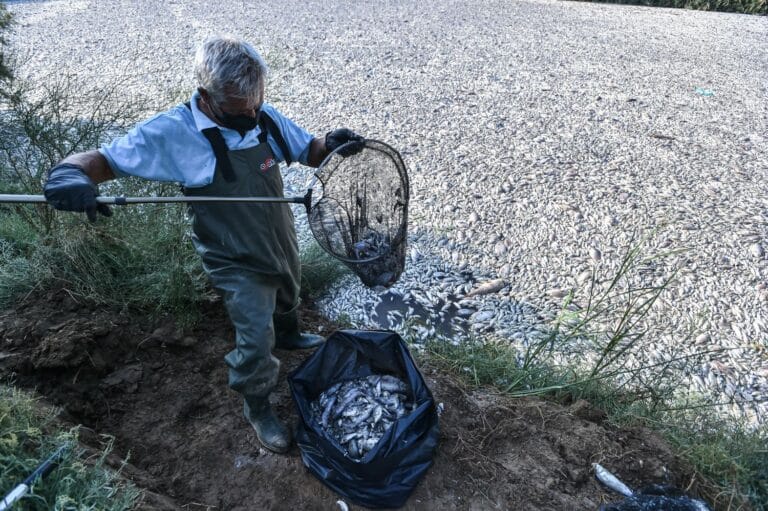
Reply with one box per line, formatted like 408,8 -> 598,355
0,193 -> 312,212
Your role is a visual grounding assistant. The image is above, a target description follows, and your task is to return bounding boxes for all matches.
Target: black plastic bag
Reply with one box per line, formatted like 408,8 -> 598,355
599,484 -> 712,511
289,329 -> 439,509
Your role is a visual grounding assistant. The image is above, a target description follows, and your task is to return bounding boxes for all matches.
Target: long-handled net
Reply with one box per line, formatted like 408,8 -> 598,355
0,140 -> 410,290
308,139 -> 409,289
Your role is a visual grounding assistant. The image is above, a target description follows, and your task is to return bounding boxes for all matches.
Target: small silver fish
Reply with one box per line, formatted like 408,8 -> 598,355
321,394 -> 337,428
348,406 -> 375,428
371,405 -> 383,424
341,431 -> 364,443
362,436 -> 378,452
337,388 -> 362,409
593,463 -> 634,497
311,374 -> 414,460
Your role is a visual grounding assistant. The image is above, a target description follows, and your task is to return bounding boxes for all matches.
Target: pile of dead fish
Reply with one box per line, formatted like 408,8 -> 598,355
351,230 -> 392,260
310,374 -> 413,460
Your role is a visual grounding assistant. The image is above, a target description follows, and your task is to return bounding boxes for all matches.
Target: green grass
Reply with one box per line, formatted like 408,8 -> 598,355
422,336 -> 765,510
0,384 -> 139,510
413,232 -> 765,510
658,412 -> 768,509
0,201 -> 212,322
299,240 -> 351,300
0,204 -> 349,323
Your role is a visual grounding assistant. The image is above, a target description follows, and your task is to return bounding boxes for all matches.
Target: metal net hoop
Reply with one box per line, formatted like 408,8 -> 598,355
309,139 -> 409,288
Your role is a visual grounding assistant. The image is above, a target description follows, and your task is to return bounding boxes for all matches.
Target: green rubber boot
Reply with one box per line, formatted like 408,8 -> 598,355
244,398 -> 292,454
273,307 -> 325,350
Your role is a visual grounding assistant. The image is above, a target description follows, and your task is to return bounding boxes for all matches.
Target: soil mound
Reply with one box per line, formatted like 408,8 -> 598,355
0,290 -> 696,510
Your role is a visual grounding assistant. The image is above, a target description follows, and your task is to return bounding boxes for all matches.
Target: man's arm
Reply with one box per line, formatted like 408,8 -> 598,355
306,137 -> 327,168
60,150 -> 116,184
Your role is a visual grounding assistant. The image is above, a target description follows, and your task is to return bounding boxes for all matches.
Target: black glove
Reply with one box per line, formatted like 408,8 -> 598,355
325,128 -> 365,157
44,163 -> 112,222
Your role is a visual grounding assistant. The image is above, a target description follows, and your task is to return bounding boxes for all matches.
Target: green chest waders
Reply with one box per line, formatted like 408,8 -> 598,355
185,117 -> 300,402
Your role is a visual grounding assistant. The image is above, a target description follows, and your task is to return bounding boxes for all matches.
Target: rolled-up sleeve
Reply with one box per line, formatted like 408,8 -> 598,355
98,106 -> 216,187
99,113 -> 181,182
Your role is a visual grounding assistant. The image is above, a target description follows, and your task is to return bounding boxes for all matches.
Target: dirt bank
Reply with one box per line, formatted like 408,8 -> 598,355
0,290 -> 699,510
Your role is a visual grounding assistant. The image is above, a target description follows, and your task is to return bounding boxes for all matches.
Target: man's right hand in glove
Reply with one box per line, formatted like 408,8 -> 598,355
44,162 -> 112,222
306,129 -> 366,167
325,128 -> 365,157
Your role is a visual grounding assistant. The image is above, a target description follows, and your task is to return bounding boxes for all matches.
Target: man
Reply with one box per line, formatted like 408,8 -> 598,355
43,35 -> 363,454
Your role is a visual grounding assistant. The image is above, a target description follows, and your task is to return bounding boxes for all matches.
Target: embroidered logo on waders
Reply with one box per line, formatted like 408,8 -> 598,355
260,157 -> 276,172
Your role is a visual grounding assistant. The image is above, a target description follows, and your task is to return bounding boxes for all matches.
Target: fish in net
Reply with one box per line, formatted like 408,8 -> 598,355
309,139 -> 409,289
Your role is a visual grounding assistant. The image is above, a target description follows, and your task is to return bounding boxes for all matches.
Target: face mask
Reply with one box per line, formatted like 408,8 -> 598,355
218,110 -> 260,135
205,93 -> 261,135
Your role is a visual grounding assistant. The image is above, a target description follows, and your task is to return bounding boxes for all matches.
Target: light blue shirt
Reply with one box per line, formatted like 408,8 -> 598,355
99,91 -> 315,188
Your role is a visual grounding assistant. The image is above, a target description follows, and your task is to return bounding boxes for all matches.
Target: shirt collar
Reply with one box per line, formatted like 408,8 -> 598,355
189,91 -> 220,132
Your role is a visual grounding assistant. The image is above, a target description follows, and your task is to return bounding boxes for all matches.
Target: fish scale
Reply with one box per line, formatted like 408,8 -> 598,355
310,375 -> 414,461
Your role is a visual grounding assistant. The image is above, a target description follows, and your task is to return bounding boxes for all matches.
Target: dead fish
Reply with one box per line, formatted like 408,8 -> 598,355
321,394 -> 337,428
593,463 -> 634,497
594,464 -> 712,511
341,431 -> 364,443
337,388 -> 362,410
349,231 -> 391,260
371,405 -> 383,424
380,374 -> 408,393
465,278 -> 507,297
311,374 -> 413,461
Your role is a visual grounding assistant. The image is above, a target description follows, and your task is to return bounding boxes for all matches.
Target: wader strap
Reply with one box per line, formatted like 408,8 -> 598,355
201,127 -> 236,182
259,113 -> 293,167
184,101 -> 294,174
184,101 -> 235,183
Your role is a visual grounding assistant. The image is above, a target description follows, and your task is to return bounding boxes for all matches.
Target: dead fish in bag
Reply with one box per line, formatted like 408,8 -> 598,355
310,374 -> 414,461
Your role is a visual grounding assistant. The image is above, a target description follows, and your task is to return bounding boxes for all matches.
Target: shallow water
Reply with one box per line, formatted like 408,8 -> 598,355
371,291 -> 471,338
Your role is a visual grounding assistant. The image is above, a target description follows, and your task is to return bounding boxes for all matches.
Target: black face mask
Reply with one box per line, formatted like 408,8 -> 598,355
218,110 -> 260,135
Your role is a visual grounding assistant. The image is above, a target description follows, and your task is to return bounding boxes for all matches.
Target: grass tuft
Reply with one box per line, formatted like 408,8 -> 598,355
300,240 -> 351,300
416,231 -> 766,510
0,384 -> 139,510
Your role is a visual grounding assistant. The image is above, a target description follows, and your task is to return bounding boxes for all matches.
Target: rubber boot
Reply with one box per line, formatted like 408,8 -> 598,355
244,397 -> 292,454
273,307 -> 324,350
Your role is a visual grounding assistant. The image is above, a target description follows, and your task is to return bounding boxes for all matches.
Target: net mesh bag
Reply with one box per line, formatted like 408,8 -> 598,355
309,139 -> 409,289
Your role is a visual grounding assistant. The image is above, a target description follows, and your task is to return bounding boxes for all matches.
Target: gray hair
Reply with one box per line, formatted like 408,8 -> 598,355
194,35 -> 268,104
